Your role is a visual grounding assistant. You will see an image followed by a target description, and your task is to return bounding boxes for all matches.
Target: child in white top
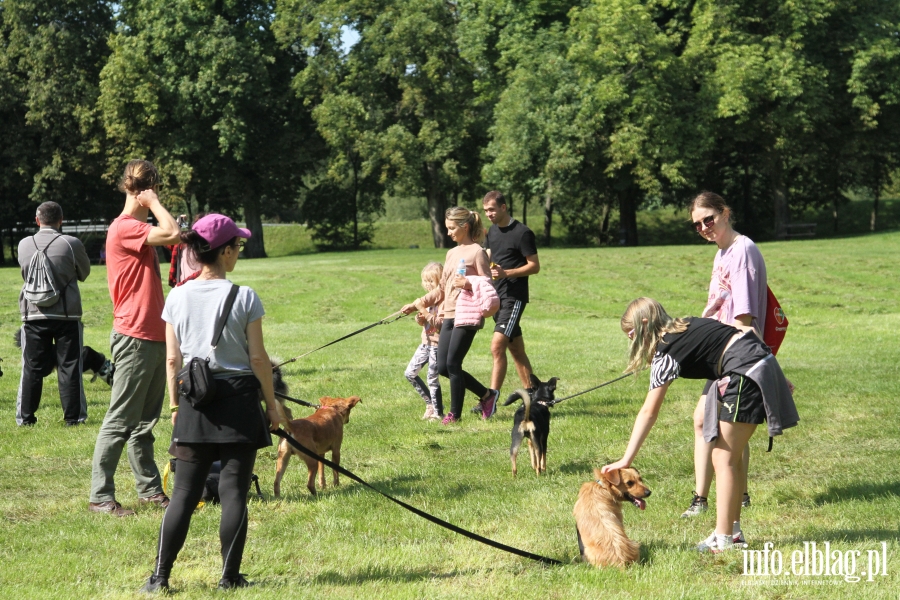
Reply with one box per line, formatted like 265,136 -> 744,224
404,262 -> 444,420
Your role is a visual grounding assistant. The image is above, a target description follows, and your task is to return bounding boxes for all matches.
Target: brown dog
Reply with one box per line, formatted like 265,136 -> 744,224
273,396 -> 361,497
573,467 -> 651,567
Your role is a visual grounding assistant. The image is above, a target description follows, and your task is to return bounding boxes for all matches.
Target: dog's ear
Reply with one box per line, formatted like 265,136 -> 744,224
546,377 -> 559,391
601,468 -> 621,486
347,396 -> 361,407
528,373 -> 542,388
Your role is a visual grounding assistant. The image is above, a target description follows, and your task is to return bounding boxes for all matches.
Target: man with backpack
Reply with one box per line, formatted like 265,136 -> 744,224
16,201 -> 92,426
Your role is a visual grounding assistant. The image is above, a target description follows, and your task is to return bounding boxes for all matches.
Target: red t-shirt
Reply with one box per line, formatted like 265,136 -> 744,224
106,214 -> 166,341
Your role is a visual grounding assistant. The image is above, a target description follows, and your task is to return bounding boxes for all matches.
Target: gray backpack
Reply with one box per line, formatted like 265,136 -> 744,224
23,235 -> 70,309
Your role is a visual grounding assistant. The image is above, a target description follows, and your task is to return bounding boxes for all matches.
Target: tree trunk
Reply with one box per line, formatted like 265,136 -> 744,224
771,156 -> 788,240
870,188 -> 879,232
543,179 -> 553,246
832,197 -> 839,234
618,188 -> 638,246
521,193 -> 527,226
425,162 -> 451,248
352,160 -> 360,249
242,197 -> 267,258
599,201 -> 611,246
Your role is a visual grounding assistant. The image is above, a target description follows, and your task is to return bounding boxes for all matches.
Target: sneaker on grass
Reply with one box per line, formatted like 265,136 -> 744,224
481,389 -> 500,420
681,491 -> 708,518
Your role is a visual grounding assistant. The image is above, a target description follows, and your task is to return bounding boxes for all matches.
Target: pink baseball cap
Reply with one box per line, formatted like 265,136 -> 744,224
192,214 -> 252,250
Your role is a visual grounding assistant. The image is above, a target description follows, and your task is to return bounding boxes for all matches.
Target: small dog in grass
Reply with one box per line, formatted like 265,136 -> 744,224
573,467 -> 651,567
273,395 -> 361,497
13,329 -> 114,385
503,374 -> 558,476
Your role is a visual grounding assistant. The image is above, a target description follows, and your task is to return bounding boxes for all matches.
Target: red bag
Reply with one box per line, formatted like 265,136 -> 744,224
763,286 -> 788,355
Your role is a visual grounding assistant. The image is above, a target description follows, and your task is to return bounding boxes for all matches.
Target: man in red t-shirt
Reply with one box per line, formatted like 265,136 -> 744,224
89,160 -> 182,517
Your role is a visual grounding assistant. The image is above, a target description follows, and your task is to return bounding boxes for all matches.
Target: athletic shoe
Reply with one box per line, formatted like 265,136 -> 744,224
696,531 -> 736,553
140,575 -> 169,594
470,402 -> 483,415
742,492 -> 751,508
680,492 -> 709,518
481,389 -> 500,420
441,413 -> 459,425
422,405 -> 437,420
733,531 -> 747,547
218,574 -> 253,589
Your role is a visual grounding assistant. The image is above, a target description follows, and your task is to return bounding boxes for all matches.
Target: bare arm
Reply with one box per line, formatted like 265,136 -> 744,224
492,253 -> 540,280
601,381 -> 671,473
247,317 -> 288,429
165,323 -> 183,425
733,314 -> 759,337
139,189 -> 182,247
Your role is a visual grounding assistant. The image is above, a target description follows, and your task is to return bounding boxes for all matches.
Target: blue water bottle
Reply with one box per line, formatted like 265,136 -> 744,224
457,258 -> 466,277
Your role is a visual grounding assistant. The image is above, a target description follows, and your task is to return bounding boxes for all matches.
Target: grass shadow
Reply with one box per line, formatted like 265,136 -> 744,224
812,482 -> 900,505
314,566 -> 478,585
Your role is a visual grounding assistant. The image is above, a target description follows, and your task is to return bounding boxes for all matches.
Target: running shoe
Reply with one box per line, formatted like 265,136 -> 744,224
680,491 -> 709,518
481,389 -> 500,420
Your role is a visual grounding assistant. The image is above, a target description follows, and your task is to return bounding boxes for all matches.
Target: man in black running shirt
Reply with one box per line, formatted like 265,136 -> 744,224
482,191 -> 540,400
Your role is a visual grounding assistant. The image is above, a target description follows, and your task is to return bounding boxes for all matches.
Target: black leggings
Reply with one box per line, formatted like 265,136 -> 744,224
436,319 -> 489,416
152,443 -> 257,580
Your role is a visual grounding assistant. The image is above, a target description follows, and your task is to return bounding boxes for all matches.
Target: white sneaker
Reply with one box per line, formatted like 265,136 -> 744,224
421,405 -> 437,420
697,531 -> 739,553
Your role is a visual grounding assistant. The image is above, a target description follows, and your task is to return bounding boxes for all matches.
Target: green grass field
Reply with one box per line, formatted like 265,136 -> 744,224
1,233 -> 898,599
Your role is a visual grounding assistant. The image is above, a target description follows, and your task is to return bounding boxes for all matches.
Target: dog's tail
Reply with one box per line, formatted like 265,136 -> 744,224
507,389 -> 535,434
13,329 -> 22,349
270,360 -> 294,420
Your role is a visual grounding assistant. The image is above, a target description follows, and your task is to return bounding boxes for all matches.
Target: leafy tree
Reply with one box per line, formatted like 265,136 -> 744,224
568,0 -> 701,245
99,0 -> 314,257
0,0 -> 117,262
276,0 -> 486,248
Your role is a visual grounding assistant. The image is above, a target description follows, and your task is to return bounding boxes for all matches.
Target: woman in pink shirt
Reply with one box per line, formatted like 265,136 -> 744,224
683,192 -> 767,533
401,208 -> 498,424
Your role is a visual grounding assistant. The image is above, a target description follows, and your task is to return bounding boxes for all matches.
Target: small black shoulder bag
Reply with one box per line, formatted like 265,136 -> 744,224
176,284 -> 240,408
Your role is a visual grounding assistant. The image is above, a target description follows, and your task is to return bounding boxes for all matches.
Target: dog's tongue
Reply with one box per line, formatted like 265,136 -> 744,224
632,497 -> 646,511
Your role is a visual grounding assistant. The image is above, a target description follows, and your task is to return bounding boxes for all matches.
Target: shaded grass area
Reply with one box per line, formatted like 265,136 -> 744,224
0,234 -> 898,599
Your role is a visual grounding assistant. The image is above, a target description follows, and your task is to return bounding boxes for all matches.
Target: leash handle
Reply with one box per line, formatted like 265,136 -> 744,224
272,430 -> 561,566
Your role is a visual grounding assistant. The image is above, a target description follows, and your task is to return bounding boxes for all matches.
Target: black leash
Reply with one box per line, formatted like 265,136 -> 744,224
274,311 -> 409,369
547,371 -> 637,406
274,391 -> 321,410
272,429 -> 561,566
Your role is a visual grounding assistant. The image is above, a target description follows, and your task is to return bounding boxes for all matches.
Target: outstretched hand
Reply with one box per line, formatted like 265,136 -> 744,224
601,459 -> 630,475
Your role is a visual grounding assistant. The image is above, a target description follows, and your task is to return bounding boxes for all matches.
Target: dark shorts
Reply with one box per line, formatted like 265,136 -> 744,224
717,374 -> 766,425
492,298 -> 525,340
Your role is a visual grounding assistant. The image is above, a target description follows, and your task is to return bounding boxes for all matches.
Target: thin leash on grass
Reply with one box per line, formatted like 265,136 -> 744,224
546,370 -> 643,407
272,429 -> 562,566
273,311 -> 409,369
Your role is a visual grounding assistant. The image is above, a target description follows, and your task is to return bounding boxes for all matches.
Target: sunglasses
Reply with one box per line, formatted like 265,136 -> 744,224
692,214 -> 717,232
232,241 -> 245,249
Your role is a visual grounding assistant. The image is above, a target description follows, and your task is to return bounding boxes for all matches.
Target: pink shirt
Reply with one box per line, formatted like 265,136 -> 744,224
418,243 -> 490,319
702,235 -> 768,333
106,215 -> 166,341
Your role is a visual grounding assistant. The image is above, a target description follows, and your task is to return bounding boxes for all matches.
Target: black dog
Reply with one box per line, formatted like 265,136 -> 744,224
503,374 -> 559,476
13,329 -> 114,386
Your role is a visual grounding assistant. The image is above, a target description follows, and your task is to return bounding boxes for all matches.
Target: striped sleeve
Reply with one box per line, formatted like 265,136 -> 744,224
650,352 -> 680,390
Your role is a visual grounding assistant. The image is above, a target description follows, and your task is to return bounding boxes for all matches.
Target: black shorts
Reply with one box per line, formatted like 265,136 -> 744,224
492,298 -> 525,340
717,374 -> 766,425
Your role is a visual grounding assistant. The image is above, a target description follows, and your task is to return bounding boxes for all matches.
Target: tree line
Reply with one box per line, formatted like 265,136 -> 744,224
2,0 -> 898,258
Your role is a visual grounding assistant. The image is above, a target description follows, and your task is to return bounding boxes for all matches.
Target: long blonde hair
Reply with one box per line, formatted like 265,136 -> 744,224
445,206 -> 485,243
421,261 -> 443,292
621,298 -> 690,373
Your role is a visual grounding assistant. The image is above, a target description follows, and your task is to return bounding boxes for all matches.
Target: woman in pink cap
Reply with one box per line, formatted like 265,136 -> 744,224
142,214 -> 287,593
